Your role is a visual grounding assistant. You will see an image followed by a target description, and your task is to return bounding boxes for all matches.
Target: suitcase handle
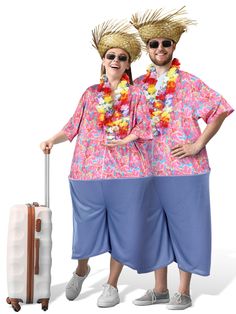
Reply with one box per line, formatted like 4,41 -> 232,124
35,238 -> 40,274
44,147 -> 50,207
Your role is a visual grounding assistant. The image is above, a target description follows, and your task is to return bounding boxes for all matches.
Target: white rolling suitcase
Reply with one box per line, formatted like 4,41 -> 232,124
6,150 -> 52,311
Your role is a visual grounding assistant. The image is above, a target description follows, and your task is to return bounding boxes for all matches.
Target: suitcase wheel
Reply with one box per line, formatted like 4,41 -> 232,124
6,297 -> 11,304
37,298 -> 49,311
6,297 -> 22,312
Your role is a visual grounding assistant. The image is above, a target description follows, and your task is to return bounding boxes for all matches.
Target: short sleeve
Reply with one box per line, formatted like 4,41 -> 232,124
62,89 -> 88,142
193,79 -> 234,124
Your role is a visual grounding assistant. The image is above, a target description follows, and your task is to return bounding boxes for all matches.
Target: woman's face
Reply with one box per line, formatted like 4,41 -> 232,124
102,48 -> 130,80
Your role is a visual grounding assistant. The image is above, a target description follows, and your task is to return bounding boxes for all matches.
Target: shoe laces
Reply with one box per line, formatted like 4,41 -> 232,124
146,289 -> 158,303
101,284 -> 116,297
67,273 -> 79,289
172,292 -> 182,304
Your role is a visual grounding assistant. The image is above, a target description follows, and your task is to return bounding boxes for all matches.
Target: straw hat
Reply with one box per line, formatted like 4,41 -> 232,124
130,6 -> 196,44
92,20 -> 142,62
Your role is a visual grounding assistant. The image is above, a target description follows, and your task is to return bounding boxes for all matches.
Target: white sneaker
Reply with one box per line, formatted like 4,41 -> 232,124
65,265 -> 91,300
97,284 -> 120,307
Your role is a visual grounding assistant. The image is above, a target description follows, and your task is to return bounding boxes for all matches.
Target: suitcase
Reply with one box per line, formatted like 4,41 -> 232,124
6,149 -> 52,311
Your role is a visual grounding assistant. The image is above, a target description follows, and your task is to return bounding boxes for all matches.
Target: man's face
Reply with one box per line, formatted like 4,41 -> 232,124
147,38 -> 176,66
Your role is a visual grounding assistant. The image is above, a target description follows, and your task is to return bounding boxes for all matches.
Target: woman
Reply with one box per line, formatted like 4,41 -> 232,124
40,20 -> 155,307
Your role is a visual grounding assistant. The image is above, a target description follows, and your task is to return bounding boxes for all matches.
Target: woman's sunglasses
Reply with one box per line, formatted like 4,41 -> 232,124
148,40 -> 173,49
105,53 -> 128,62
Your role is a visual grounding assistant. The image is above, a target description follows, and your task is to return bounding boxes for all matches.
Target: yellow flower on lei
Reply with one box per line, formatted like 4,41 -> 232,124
104,95 -> 112,103
147,85 -> 156,94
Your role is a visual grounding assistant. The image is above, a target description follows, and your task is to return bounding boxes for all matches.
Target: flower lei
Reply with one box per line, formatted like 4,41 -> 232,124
96,73 -> 130,140
143,58 -> 180,136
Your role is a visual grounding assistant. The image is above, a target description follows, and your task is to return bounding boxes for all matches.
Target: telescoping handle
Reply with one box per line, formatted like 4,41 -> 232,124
44,147 -> 50,208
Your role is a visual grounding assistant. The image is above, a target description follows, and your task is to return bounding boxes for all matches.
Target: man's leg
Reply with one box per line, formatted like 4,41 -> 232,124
154,267 -> 168,293
167,270 -> 192,310
133,267 -> 170,306
178,269 -> 191,295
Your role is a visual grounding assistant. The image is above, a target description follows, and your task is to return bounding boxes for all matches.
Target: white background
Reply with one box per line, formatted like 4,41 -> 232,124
0,0 -> 235,313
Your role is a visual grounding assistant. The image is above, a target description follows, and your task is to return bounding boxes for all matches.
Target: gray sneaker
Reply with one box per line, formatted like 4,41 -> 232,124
133,289 -> 170,306
97,284 -> 120,307
167,292 -> 192,310
65,265 -> 91,300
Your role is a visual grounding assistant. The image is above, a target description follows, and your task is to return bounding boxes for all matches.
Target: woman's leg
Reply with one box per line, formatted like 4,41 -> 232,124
97,257 -> 122,307
76,258 -> 89,276
107,257 -> 123,288
65,258 -> 91,301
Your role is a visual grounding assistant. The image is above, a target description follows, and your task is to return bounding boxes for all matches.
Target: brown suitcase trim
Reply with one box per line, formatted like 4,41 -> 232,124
26,204 -> 35,303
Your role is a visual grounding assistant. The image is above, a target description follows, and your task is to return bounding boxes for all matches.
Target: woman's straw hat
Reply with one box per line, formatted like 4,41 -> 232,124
130,6 -> 195,44
92,20 -> 142,62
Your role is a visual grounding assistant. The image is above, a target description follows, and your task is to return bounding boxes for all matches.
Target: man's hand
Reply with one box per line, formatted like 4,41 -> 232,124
171,143 -> 202,158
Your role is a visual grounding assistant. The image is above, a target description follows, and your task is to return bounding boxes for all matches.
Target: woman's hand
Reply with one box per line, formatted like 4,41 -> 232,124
104,133 -> 138,147
171,142 -> 202,158
39,131 -> 68,153
40,141 -> 54,153
104,139 -> 127,147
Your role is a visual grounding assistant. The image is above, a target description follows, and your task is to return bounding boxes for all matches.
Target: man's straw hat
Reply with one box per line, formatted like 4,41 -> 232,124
130,6 -> 195,44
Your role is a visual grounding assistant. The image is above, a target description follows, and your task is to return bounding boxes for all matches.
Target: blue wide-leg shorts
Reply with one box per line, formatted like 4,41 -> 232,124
69,177 -> 174,273
153,173 -> 211,276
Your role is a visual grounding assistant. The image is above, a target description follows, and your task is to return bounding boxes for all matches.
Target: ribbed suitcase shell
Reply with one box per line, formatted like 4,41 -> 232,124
7,149 -> 52,311
7,203 -> 52,311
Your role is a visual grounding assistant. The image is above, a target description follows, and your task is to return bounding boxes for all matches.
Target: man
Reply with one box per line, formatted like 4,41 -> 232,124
130,6 -> 234,310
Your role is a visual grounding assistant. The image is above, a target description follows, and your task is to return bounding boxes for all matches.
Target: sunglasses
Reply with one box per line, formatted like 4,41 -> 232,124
105,53 -> 128,62
148,40 -> 173,49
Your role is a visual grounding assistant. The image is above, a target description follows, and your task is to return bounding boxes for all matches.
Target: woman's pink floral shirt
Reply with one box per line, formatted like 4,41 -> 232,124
63,84 -> 153,180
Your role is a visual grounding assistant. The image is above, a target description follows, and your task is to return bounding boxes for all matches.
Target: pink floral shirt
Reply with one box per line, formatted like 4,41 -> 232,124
134,70 -> 234,176
63,84 -> 153,180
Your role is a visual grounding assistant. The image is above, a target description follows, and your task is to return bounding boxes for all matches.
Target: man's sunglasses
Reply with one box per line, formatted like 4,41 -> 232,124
148,40 -> 173,49
105,53 -> 128,62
